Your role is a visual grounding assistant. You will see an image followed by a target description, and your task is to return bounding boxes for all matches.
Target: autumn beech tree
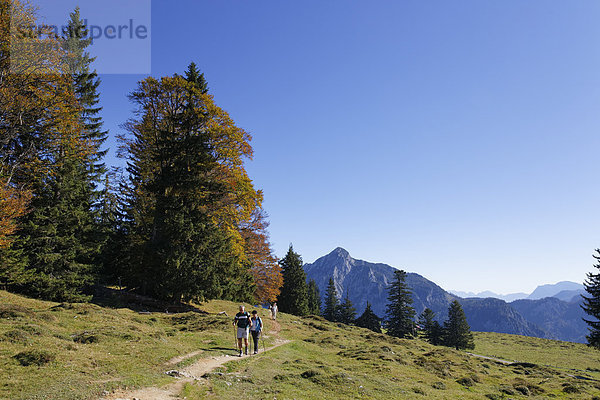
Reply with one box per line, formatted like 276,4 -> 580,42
240,208 -> 282,303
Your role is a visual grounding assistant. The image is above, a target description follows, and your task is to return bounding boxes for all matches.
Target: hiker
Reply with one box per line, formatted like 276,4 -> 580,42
233,305 -> 251,356
250,310 -> 263,354
271,302 -> 278,320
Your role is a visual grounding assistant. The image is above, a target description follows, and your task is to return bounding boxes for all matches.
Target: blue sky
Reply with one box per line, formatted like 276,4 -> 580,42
36,1 -> 600,294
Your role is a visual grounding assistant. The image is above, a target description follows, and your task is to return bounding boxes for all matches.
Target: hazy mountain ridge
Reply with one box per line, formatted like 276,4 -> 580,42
450,281 -> 585,302
450,290 -> 529,302
304,247 -> 588,343
527,281 -> 585,300
510,297 -> 588,343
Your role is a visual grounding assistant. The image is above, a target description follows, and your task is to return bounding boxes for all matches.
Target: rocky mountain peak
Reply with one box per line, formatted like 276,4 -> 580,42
328,247 -> 351,259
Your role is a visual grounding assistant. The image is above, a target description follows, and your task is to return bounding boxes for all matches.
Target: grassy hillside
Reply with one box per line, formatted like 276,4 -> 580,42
1,290 -> 599,400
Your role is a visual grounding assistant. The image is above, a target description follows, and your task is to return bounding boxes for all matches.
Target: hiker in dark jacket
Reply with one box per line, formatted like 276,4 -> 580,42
250,310 -> 263,354
233,305 -> 251,356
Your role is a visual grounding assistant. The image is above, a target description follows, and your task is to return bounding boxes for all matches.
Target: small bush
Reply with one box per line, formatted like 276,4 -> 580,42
412,387 -> 425,395
3,329 -> 29,343
432,382 -> 446,390
514,385 -> 530,396
300,370 -> 320,379
499,385 -> 516,395
71,332 -> 99,344
457,377 -> 475,387
562,383 -> 580,394
13,350 -> 55,366
0,304 -> 29,319
18,324 -> 43,336
307,322 -> 329,331
484,394 -> 501,400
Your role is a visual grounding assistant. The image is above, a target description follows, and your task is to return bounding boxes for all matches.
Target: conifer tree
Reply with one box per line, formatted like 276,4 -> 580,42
0,2 -> 100,301
337,291 -> 357,324
582,249 -> 600,348
418,308 -> 443,345
62,7 -> 108,181
118,74 -> 255,302
184,62 -> 209,94
355,302 -> 382,332
384,269 -> 416,338
443,300 -> 474,350
15,159 -> 99,301
307,279 -> 321,315
277,245 -> 309,316
323,277 -> 339,322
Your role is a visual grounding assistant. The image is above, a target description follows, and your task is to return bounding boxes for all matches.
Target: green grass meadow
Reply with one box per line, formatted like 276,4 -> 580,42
1,290 -> 599,399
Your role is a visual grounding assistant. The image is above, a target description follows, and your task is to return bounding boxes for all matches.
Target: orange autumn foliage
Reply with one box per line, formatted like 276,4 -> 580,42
0,180 -> 30,249
241,209 -> 283,303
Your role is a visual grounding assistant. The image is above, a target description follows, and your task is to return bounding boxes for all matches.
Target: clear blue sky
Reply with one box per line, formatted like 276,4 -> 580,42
37,0 -> 600,294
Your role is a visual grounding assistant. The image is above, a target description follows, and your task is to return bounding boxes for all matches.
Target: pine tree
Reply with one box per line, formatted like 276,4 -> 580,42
14,158 -> 99,301
184,62 -> 209,94
582,249 -> 600,348
384,269 -> 416,338
418,308 -> 443,345
323,278 -> 339,322
277,245 -> 309,316
355,302 -> 382,332
307,279 -> 321,315
337,291 -> 357,324
443,300 -> 474,350
62,7 -> 108,181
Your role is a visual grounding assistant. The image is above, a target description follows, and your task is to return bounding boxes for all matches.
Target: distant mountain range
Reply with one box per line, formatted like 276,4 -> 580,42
449,281 -> 585,303
303,247 -> 590,343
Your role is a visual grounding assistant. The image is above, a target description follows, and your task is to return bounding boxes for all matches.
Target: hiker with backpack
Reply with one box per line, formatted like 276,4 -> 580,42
233,305 -> 251,356
250,310 -> 263,354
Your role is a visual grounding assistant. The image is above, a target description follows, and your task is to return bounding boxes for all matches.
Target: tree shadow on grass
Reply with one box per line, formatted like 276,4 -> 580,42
91,286 -> 207,314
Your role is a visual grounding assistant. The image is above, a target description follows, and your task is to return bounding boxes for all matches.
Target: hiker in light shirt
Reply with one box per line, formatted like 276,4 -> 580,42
233,305 -> 251,356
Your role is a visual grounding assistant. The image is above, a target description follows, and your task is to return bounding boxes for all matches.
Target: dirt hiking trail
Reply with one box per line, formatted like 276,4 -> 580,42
102,319 -> 288,400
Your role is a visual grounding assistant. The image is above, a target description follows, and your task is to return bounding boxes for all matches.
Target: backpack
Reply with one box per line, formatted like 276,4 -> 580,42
252,316 -> 263,331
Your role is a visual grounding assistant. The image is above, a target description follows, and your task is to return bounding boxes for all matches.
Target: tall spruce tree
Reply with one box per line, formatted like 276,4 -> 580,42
14,157 -> 99,301
418,308 -> 443,345
384,269 -> 416,338
337,291 -> 357,324
355,302 -> 381,332
277,245 -> 309,316
118,74 -> 255,302
62,7 -> 108,181
582,249 -> 600,348
323,277 -> 339,322
307,279 -> 321,315
443,300 -> 474,350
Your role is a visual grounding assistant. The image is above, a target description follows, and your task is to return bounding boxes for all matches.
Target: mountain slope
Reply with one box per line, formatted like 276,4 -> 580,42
460,298 -> 549,338
303,248 -> 592,343
303,247 -> 456,320
510,297 -> 589,343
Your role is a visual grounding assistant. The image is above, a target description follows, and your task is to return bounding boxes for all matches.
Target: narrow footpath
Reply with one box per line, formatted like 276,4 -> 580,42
102,320 -> 288,400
